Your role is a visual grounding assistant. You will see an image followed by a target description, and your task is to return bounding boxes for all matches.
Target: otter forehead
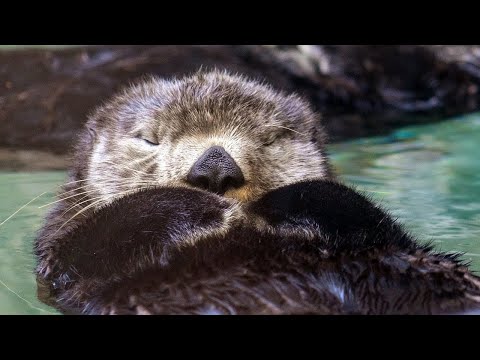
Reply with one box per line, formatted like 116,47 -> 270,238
90,71 -> 315,138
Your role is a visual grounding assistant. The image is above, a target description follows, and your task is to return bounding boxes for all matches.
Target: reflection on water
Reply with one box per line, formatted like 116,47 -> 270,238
0,114 -> 479,314
330,113 -> 480,271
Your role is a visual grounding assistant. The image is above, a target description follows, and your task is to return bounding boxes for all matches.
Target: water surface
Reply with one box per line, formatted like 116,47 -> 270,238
329,113 -> 480,269
0,172 -> 65,314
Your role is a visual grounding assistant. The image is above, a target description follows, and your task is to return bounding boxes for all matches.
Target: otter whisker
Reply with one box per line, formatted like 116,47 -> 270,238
60,194 -> 111,218
59,182 -> 158,216
60,176 -> 143,189
42,178 -> 91,196
101,160 -> 154,177
38,189 -> 101,209
0,278 -> 56,314
99,160 -> 147,175
129,150 -> 158,166
61,194 -> 92,216
55,197 -> 111,234
100,181 -> 159,194
58,176 -> 144,192
55,179 -> 155,200
106,186 -> 157,201
0,192 -> 47,228
0,179 -> 126,227
60,178 -> 91,187
55,186 -> 91,197
53,178 -> 107,195
54,184 -> 112,200
0,181 -> 101,227
263,124 -> 307,137
57,176 -> 157,195
52,179 -> 110,198
56,181 -> 101,193
65,186 -> 153,221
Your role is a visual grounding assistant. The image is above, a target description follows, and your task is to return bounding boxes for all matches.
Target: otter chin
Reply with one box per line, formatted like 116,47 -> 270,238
34,70 -> 480,315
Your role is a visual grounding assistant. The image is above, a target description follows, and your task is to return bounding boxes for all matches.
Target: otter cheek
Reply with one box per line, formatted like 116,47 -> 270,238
163,145 -> 200,185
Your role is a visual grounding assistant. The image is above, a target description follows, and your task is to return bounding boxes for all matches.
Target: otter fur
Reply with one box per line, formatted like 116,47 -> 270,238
36,182 -> 480,314
34,70 -> 480,315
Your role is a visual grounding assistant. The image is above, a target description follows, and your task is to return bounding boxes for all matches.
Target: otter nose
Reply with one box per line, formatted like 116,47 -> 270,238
187,146 -> 245,195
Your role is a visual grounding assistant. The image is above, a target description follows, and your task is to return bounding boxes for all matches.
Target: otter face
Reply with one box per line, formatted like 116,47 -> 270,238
81,71 -> 331,205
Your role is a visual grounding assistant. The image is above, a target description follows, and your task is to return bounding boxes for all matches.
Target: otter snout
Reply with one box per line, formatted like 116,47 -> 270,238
187,146 -> 245,195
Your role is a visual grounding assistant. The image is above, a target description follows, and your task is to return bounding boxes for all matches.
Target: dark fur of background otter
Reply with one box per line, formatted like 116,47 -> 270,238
34,70 -> 480,315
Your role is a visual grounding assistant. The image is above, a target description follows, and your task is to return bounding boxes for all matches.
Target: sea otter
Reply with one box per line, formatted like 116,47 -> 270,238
34,70 -> 480,315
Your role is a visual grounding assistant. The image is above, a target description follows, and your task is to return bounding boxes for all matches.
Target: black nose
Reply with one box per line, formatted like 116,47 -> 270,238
186,146 -> 245,195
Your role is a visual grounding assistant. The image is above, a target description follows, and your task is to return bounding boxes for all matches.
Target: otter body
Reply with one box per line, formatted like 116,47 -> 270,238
34,70 -> 480,315
37,182 -> 480,314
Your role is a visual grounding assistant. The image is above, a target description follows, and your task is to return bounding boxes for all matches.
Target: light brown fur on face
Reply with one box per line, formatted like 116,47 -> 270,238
73,70 -> 332,208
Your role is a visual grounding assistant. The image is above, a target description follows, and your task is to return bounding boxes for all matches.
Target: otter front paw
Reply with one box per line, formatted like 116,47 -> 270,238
249,180 -> 411,250
54,187 -> 234,279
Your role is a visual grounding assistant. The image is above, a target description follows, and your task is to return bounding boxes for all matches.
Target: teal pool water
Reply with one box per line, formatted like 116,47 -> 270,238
329,113 -> 480,270
0,114 -> 479,315
0,171 -> 65,315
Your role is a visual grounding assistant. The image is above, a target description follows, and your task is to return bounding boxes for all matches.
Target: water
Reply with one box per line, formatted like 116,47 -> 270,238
330,113 -> 480,269
0,171 -> 65,315
0,114 -> 479,315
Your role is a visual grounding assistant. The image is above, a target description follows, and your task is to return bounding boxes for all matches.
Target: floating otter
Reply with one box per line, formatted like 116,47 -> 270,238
34,70 -> 480,315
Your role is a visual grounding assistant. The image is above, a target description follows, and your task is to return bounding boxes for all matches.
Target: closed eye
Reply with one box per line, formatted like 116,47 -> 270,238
262,130 -> 287,147
135,133 -> 159,146
263,138 -> 277,146
142,138 -> 159,146
262,124 -> 306,146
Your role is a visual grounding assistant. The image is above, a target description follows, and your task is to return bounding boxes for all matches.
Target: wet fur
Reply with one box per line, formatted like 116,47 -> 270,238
36,181 -> 480,315
34,70 -> 480,315
35,70 -> 332,280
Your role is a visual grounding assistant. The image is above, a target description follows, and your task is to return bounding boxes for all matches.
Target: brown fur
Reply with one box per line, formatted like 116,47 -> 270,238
81,70 -> 332,205
35,70 -> 332,280
36,182 -> 480,315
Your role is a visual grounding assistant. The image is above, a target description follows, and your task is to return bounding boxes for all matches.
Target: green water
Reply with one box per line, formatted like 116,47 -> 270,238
0,171 -> 66,315
1,114 -> 479,315
329,113 -> 480,269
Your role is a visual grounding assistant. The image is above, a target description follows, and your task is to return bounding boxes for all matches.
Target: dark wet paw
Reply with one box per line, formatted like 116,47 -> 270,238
249,180 -> 403,241
55,187 -> 231,278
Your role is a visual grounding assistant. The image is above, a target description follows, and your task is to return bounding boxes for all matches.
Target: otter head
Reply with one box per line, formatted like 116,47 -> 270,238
75,70 -> 332,207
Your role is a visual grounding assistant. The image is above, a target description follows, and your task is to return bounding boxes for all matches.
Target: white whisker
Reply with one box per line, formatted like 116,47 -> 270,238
101,160 -> 154,177
54,198 -> 109,234
264,124 -> 306,136
0,192 -> 47,228
38,189 -> 99,209
0,278 -> 56,314
61,194 -> 92,216
55,184 -> 157,234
